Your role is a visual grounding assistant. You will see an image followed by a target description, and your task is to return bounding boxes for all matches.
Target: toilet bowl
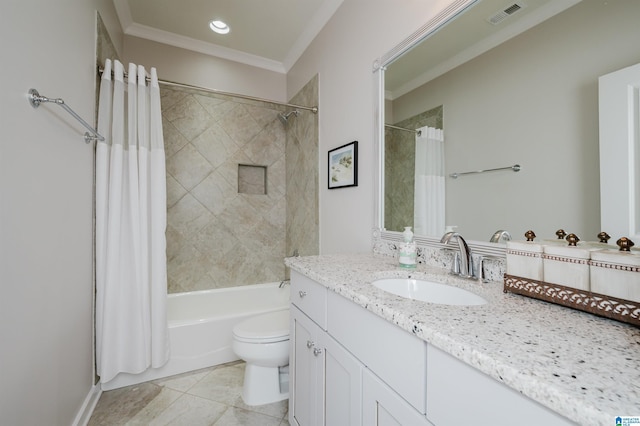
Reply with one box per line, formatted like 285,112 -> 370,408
232,309 -> 290,406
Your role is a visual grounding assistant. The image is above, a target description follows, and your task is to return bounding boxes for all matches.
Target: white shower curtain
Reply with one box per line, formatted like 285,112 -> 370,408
95,59 -> 169,384
414,126 -> 445,236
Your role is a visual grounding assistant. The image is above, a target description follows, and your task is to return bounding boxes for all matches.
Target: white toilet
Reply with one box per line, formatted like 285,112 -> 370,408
232,309 -> 290,406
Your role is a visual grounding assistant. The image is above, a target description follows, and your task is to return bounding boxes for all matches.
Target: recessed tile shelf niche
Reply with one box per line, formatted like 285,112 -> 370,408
238,164 -> 267,195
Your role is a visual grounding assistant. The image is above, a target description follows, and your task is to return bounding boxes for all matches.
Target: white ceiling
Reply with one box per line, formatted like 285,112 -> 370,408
113,0 -> 344,73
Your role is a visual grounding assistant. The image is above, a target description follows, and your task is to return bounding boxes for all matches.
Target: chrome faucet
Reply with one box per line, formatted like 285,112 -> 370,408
440,231 -> 475,279
279,279 -> 290,288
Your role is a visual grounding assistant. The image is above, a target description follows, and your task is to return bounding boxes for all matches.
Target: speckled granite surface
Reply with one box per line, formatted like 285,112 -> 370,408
285,252 -> 640,426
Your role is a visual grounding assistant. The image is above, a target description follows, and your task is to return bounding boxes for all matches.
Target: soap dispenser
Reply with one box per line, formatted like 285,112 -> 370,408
399,226 -> 417,269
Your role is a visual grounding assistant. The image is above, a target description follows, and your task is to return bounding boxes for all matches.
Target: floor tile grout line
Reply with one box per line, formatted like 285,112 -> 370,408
160,362 -> 285,422
90,361 -> 290,425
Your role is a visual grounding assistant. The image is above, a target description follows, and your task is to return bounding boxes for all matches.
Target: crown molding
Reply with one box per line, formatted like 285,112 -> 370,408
113,0 -> 344,74
124,23 -> 287,74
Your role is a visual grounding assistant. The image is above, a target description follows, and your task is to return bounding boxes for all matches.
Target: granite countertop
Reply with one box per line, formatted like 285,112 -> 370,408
285,252 -> 640,426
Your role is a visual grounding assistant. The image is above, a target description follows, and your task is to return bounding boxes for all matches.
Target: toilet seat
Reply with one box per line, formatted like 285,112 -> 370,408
233,310 -> 289,344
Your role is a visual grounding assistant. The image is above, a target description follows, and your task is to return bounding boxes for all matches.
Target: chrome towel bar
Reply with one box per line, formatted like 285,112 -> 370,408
449,164 -> 520,179
385,124 -> 422,136
28,88 -> 104,143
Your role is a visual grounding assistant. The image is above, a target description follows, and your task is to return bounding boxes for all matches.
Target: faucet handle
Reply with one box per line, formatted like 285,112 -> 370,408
474,256 -> 482,281
452,252 -> 461,274
474,256 -> 487,283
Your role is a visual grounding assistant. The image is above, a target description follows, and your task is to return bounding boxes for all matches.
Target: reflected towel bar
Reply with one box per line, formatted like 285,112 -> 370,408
449,164 -> 520,179
385,124 -> 422,136
28,88 -> 104,143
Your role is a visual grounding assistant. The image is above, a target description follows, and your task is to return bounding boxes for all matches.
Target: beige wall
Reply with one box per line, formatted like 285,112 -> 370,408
391,0 -> 640,242
123,36 -> 287,102
0,1 -> 120,424
287,0 -> 458,253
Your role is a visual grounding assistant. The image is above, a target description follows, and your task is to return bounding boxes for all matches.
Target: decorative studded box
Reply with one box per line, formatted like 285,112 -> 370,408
590,250 -> 640,303
542,244 -> 593,291
506,241 -> 544,282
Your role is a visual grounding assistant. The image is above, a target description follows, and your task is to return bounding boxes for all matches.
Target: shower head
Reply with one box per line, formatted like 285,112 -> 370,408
278,109 -> 300,125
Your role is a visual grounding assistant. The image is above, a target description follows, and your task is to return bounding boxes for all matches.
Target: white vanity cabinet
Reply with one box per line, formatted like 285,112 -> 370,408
290,270 -> 576,426
290,271 -> 363,426
290,271 -> 428,426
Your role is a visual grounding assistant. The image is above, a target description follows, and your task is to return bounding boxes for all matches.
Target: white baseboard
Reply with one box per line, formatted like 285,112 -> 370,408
72,383 -> 102,426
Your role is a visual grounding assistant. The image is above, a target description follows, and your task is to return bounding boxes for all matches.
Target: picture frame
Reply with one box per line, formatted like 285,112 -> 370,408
328,141 -> 358,189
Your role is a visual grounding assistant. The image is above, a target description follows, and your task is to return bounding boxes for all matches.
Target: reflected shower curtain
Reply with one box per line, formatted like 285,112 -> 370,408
95,59 -> 169,384
414,126 -> 445,236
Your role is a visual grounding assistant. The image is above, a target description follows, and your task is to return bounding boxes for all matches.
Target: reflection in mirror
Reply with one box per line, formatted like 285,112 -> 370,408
379,0 -> 640,244
384,106 -> 443,234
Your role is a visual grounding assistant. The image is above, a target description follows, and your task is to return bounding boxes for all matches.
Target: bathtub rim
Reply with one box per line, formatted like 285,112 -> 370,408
168,281 -> 289,327
168,281 -> 284,300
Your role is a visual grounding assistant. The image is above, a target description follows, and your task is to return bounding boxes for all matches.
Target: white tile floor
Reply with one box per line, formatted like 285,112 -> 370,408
88,361 -> 290,426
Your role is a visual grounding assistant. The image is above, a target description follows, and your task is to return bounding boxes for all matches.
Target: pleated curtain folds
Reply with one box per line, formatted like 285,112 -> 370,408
414,126 -> 445,237
95,59 -> 169,384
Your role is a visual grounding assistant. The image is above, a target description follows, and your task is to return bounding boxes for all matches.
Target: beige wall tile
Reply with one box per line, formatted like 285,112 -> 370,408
162,78 -> 317,293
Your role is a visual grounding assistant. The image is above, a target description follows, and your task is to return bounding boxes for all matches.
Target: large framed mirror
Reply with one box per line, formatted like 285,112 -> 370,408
374,0 -> 640,256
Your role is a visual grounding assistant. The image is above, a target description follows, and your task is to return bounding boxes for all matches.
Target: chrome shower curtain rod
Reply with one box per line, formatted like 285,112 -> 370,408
98,66 -> 318,114
385,124 -> 422,136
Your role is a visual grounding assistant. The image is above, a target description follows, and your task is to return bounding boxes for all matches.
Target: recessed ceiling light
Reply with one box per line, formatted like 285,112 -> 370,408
209,20 -> 230,34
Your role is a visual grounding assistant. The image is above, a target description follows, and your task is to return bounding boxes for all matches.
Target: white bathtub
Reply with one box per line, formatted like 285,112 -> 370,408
101,282 -> 290,390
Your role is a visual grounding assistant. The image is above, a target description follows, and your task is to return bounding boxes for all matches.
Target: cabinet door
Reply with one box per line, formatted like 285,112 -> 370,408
323,333 -> 362,426
327,291 -> 427,414
363,369 -> 433,426
426,345 -> 576,426
290,306 -> 324,426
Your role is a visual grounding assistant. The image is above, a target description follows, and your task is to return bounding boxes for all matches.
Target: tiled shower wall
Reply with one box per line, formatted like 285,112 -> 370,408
162,80 -> 318,293
286,75 -> 319,260
384,106 -> 442,232
97,14 -> 318,294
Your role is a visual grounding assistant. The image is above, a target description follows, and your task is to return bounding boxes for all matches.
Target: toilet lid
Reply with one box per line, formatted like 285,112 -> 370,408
233,309 -> 290,343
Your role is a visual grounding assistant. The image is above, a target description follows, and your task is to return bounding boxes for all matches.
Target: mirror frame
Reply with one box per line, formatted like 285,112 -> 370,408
373,0 -> 506,258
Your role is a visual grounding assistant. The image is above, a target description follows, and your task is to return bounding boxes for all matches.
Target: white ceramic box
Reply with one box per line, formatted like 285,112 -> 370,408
590,250 -> 640,303
542,245 -> 593,291
506,241 -> 544,281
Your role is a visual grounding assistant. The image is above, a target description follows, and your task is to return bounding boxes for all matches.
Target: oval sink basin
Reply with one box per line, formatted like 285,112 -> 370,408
372,278 -> 487,306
